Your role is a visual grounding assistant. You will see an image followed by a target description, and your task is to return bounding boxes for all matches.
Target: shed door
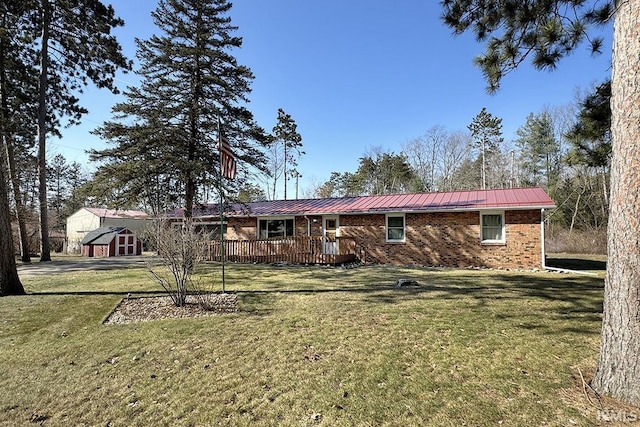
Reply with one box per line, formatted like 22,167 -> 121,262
117,234 -> 136,256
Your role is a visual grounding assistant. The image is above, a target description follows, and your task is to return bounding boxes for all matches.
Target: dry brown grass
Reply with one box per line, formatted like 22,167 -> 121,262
546,227 -> 607,255
1,260 -> 631,426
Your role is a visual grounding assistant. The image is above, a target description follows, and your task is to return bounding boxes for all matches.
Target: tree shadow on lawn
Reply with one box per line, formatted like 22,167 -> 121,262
24,266 -> 604,336
28,290 -> 165,296
545,257 -> 606,271
238,272 -> 604,335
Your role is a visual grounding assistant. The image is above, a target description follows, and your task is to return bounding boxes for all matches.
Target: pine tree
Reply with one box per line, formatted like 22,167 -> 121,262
349,150 -> 423,196
28,0 -> 131,261
272,108 -> 303,200
441,0 -> 640,405
0,2 -> 28,289
566,80 -> 611,168
0,11 -> 26,292
467,107 -> 503,189
566,80 -> 612,223
0,153 -> 23,295
93,0 -> 268,218
515,112 -> 562,196
0,2 -> 37,265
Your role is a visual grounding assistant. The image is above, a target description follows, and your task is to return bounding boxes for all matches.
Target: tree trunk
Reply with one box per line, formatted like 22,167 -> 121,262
283,140 -> 287,200
0,150 -> 25,296
480,138 -> 485,189
569,190 -> 583,233
600,166 -> 608,219
37,0 -> 51,262
592,0 -> 640,406
0,29 -> 31,263
4,135 -> 31,262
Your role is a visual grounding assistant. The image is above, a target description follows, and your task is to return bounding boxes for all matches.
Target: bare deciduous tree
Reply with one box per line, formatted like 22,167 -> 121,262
147,219 -> 208,307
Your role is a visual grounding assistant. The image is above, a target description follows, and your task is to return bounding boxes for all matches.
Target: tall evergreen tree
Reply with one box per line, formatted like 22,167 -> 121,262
515,112 -> 562,196
47,154 -> 69,216
0,2 -> 27,289
314,171 -> 359,198
0,151 -> 23,295
348,150 -> 423,196
441,0 -> 640,405
566,79 -> 612,223
93,0 -> 268,217
449,156 -> 481,191
467,107 -> 503,189
0,6 -> 26,292
272,108 -> 303,200
0,1 -> 40,265
26,0 -> 131,261
566,80 -> 611,169
1,0 -> 124,287
236,182 -> 267,203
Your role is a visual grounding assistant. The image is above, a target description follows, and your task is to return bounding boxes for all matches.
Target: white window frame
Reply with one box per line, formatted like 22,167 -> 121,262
386,213 -> 406,243
480,211 -> 506,244
257,216 -> 295,239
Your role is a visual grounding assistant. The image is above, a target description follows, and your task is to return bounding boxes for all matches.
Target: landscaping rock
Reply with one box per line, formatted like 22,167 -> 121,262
396,278 -> 419,287
103,294 -> 238,325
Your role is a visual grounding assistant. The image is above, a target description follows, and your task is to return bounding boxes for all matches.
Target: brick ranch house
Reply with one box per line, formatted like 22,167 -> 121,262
170,187 -> 555,270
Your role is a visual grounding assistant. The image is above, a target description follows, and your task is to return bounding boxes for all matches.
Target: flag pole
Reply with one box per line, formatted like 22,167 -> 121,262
217,117 -> 226,294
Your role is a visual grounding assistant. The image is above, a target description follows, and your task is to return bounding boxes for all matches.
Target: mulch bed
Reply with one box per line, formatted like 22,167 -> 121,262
103,293 -> 238,325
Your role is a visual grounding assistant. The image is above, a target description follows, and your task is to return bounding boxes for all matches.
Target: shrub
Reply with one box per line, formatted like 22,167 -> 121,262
545,225 -> 607,254
146,219 -> 208,307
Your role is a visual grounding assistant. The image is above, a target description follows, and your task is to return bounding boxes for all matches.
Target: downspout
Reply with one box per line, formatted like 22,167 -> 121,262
540,208 -> 546,269
303,216 -> 313,257
304,215 -> 311,236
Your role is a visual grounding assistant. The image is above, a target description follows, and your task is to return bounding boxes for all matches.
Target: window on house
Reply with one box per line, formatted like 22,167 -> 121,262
258,218 -> 294,239
386,214 -> 405,242
481,212 -> 505,243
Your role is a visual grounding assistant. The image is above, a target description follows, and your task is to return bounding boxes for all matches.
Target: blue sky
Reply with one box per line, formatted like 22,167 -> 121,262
52,0 -> 612,199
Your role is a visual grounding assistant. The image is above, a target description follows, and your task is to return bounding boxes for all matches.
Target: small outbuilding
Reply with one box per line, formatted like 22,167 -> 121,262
66,207 -> 150,254
81,227 -> 142,257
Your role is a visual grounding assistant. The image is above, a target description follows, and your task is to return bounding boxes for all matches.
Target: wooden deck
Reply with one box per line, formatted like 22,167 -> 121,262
207,236 -> 359,265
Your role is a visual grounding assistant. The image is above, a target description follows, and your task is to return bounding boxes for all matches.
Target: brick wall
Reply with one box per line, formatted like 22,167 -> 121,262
339,210 -> 543,269
225,217 -> 256,240
226,216 -> 325,240
225,209 -> 544,269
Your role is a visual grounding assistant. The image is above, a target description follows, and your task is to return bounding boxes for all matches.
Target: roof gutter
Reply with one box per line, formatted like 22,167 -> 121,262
218,204 -> 558,219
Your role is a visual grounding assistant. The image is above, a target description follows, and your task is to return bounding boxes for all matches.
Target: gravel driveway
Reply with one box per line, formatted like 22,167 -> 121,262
17,255 -> 156,277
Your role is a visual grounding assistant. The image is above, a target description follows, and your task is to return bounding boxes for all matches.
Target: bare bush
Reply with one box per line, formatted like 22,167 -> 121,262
146,219 -> 209,307
545,225 -> 607,255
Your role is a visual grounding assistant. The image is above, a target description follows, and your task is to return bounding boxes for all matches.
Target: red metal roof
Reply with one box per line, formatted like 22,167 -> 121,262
169,187 -> 555,218
85,208 -> 149,219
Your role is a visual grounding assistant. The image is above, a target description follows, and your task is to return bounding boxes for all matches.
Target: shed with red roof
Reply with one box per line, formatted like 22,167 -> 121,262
81,227 -> 142,257
66,208 -> 151,254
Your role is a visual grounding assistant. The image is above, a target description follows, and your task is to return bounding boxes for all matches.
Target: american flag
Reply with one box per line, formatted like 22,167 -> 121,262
217,130 -> 236,180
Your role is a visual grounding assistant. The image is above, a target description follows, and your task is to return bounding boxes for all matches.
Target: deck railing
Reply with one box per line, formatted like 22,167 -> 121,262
207,236 -> 359,265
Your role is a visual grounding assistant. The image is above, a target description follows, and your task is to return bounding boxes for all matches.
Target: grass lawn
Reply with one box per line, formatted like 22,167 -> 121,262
0,260 -> 615,426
